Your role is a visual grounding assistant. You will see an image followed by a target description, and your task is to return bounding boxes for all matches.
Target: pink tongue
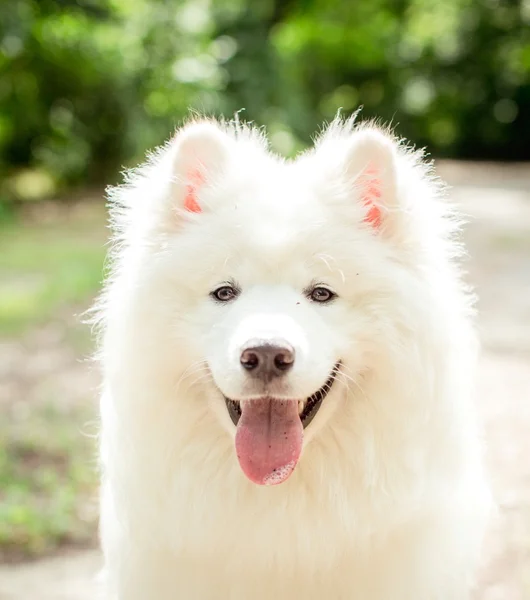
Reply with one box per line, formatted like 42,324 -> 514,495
235,399 -> 303,486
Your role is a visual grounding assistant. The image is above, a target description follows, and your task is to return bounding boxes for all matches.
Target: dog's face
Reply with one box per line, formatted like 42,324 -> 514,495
117,121 -> 425,486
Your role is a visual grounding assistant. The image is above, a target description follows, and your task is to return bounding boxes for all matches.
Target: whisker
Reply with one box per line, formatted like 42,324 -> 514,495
336,366 -> 367,399
316,254 -> 346,283
185,371 -> 214,393
174,360 -> 210,393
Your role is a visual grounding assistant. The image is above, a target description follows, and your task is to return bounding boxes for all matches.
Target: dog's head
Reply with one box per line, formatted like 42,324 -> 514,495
104,119 -> 449,486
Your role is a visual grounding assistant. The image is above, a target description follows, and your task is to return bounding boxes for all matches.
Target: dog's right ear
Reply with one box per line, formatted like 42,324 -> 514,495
169,121 -> 232,217
341,129 -> 398,231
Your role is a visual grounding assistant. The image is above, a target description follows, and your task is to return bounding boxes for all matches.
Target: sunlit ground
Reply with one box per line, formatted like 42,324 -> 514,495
0,199 -> 106,560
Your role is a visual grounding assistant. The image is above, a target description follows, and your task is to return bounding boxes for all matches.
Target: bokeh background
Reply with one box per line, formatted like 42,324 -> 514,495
0,1 -> 529,598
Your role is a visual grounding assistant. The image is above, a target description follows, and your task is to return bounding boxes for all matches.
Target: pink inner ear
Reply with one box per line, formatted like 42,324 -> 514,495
359,165 -> 382,228
184,169 -> 205,213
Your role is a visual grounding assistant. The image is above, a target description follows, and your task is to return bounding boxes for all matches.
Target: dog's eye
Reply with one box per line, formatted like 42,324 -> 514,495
308,286 -> 336,303
211,285 -> 239,303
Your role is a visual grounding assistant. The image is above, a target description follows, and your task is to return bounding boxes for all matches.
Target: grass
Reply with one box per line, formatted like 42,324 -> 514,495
0,404 -> 99,561
491,231 -> 530,251
0,200 -> 106,560
0,202 -> 107,336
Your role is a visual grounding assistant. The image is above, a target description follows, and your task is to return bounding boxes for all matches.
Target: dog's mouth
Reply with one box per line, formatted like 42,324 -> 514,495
224,362 -> 340,429
222,362 -> 340,486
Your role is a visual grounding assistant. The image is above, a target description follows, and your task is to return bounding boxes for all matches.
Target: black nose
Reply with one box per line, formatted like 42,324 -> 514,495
240,341 -> 295,381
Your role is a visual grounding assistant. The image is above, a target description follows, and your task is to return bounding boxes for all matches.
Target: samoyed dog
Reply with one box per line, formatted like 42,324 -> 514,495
94,116 -> 490,599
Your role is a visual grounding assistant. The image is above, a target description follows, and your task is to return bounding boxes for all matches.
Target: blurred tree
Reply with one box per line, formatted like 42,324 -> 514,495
0,0 -> 529,210
216,0 -> 530,159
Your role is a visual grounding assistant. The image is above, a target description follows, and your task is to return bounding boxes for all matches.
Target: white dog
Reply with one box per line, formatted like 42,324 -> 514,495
94,116 -> 490,599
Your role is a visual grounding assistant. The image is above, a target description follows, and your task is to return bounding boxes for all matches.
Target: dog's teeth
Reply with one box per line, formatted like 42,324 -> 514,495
298,400 -> 305,414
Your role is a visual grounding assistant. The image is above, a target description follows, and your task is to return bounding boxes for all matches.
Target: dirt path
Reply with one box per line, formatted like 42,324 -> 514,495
0,550 -> 101,600
475,354 -> 530,600
441,161 -> 530,600
1,162 -> 529,599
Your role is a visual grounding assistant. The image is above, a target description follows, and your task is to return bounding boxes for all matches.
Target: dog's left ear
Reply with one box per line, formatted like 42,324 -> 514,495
342,129 -> 399,231
170,121 -> 233,216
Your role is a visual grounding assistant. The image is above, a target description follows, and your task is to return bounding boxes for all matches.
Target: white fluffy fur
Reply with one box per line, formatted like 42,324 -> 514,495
94,116 -> 491,599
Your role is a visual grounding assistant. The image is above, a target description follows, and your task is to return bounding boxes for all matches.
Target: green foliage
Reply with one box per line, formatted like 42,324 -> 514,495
0,0 -> 529,209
